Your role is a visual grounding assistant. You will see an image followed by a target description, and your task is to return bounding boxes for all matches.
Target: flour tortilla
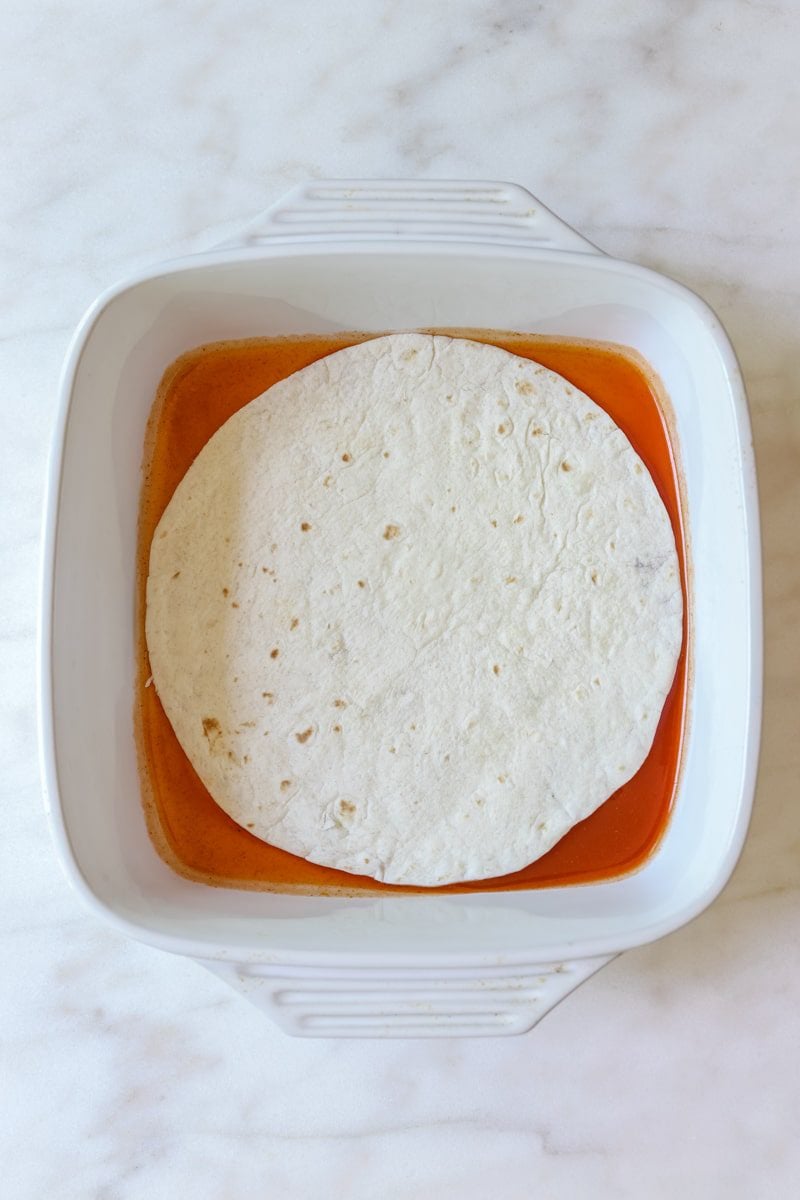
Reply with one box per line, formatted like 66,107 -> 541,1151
146,333 -> 683,886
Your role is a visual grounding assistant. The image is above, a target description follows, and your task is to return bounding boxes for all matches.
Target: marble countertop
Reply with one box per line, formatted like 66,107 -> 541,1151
2,2 -> 798,1196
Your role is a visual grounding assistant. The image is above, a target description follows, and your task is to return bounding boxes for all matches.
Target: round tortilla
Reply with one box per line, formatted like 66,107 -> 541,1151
146,333 -> 682,886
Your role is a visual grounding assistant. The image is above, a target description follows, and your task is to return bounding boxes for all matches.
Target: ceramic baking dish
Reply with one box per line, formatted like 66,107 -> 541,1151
39,180 -> 761,1037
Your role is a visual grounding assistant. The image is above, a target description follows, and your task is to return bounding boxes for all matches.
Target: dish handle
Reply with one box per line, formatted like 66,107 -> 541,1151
200,954 -> 616,1038
212,180 -> 602,255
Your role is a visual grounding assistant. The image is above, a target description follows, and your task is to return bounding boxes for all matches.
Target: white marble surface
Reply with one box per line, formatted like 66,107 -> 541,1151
2,1 -> 798,1196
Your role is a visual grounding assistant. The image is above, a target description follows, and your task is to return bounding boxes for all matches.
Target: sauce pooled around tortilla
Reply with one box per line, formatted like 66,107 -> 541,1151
136,331 -> 688,894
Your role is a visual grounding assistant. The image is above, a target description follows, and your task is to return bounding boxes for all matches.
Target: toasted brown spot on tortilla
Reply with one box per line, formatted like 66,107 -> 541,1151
231,601 -> 239,608
531,427 -> 543,436
300,522 -> 312,532
515,379 -> 534,395
383,524 -> 401,540
492,663 -> 501,676
513,514 -> 524,524
561,461 -> 572,472
383,451 -> 390,458
295,727 -> 313,743
222,587 -> 229,596
490,519 -> 498,528
505,576 -> 517,584
333,724 -> 342,733
333,698 -> 347,708
270,648 -> 279,659
202,717 -> 221,740
261,692 -> 274,702
171,571 -> 180,580
341,452 -> 351,462
280,779 -> 292,791
290,617 -> 299,629
323,475 -> 333,486
357,579 -> 366,588
591,570 -> 598,584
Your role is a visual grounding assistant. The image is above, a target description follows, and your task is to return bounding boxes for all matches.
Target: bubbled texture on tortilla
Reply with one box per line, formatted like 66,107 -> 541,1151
146,334 -> 683,886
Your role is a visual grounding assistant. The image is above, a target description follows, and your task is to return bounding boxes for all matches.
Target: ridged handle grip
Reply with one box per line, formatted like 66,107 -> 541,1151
215,179 -> 602,254
203,956 -> 615,1038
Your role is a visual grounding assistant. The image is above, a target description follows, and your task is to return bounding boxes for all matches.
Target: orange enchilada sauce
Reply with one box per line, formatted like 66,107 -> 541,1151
136,332 -> 688,894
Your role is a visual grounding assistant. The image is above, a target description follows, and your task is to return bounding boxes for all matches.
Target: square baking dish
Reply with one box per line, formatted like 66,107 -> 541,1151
39,181 -> 761,1036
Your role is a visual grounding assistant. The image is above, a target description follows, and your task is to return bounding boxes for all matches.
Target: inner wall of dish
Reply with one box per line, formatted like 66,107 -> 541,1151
59,245 -> 751,951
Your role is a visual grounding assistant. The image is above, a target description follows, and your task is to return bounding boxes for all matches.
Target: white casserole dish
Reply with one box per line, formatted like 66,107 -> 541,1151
39,181 -> 762,1037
